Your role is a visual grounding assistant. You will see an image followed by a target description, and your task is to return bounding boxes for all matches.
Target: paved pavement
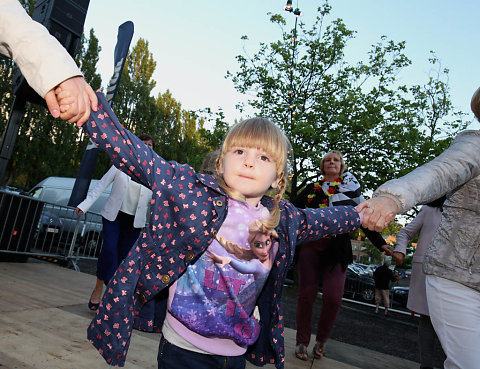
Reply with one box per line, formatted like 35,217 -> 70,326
0,262 -> 423,369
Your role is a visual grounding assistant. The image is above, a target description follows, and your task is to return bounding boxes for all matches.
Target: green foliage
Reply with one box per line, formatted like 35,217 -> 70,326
76,29 -> 102,90
360,240 -> 383,264
227,2 -> 468,202
195,108 -> 231,150
401,255 -> 413,269
1,1 -> 469,200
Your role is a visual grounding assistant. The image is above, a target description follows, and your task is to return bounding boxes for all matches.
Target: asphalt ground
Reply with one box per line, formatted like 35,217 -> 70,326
281,282 -> 446,368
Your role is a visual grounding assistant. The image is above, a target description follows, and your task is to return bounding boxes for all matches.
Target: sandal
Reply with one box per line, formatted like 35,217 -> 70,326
295,344 -> 308,361
88,298 -> 100,311
313,342 -> 325,359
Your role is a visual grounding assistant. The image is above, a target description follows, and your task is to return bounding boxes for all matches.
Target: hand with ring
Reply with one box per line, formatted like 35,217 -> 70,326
356,196 -> 399,232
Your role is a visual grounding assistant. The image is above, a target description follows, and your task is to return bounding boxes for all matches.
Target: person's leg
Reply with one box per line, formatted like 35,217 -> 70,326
418,314 -> 436,369
115,212 -> 140,264
315,263 -> 346,347
382,289 -> 390,315
374,289 -> 381,313
157,336 -> 246,369
88,277 -> 104,307
295,240 -> 324,348
89,217 -> 120,306
426,275 -> 480,369
96,216 -> 121,284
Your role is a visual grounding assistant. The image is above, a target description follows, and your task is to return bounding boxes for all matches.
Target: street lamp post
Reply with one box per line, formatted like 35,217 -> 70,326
284,1 -> 301,180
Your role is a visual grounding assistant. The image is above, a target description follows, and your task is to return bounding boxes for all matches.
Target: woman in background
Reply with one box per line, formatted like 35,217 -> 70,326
293,150 -> 393,360
77,134 -> 154,310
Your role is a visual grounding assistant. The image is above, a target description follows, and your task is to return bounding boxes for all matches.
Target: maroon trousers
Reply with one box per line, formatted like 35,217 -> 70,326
295,239 -> 347,346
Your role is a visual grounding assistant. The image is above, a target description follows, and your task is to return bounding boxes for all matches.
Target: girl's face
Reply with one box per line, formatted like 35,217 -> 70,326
250,233 -> 272,263
221,146 -> 280,206
322,153 -> 342,178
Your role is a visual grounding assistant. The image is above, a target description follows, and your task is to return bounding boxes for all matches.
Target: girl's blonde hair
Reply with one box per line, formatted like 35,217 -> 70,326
320,150 -> 346,176
215,117 -> 291,229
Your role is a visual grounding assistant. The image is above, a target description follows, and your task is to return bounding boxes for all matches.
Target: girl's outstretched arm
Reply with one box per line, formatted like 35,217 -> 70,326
81,91 -> 180,191
285,200 -> 362,245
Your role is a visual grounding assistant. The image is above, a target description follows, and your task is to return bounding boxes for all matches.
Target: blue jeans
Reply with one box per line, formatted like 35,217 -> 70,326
96,211 -> 140,283
157,336 -> 246,369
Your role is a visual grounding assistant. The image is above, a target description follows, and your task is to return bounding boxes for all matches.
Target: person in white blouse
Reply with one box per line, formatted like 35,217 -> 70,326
393,196 -> 445,369
0,0 -> 97,124
76,134 -> 154,310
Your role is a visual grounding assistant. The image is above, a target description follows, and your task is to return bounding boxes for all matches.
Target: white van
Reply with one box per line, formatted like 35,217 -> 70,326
27,177 -> 112,256
28,177 -> 112,212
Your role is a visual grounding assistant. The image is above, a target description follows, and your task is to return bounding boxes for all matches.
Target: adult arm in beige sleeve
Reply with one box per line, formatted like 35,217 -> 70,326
0,0 -> 97,124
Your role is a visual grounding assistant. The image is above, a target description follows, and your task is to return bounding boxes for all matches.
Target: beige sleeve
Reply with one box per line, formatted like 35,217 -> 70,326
0,0 -> 82,98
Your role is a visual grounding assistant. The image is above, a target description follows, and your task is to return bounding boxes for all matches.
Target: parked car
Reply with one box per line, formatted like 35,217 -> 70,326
27,177 -> 112,256
317,264 -> 376,302
391,286 -> 409,307
364,264 -> 380,277
350,262 -> 370,276
343,265 -> 376,302
0,185 -> 24,195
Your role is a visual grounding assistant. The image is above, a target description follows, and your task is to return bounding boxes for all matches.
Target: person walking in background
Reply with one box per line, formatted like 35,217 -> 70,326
0,0 -> 97,124
393,196 -> 445,369
357,87 -> 480,369
373,258 -> 396,316
292,150 -> 393,361
76,134 -> 154,311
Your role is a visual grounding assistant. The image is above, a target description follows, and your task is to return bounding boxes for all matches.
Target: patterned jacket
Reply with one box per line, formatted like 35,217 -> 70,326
85,92 -> 361,367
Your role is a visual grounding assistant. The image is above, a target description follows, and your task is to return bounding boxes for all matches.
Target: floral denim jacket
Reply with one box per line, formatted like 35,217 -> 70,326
85,92 -> 361,367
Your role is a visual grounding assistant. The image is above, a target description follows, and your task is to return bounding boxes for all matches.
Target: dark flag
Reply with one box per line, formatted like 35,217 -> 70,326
68,21 -> 134,207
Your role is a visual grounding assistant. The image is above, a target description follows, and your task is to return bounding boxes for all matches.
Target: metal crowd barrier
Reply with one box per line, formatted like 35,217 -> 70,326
0,190 -> 103,271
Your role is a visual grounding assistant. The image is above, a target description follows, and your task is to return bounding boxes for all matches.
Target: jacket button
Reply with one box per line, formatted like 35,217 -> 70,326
186,252 -> 195,261
215,199 -> 223,207
161,275 -> 171,284
137,293 -> 146,303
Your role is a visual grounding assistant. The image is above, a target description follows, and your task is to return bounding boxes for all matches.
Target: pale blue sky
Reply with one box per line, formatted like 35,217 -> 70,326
84,0 -> 479,129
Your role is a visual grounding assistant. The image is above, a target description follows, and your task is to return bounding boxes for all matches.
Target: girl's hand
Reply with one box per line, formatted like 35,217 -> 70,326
48,76 -> 98,126
76,208 -> 84,215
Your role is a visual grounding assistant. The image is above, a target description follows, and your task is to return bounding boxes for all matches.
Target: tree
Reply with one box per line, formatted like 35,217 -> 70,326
155,90 -> 213,169
227,3 -> 468,203
110,39 -> 211,170
196,108 -> 231,151
114,38 -> 157,133
361,241 -> 383,264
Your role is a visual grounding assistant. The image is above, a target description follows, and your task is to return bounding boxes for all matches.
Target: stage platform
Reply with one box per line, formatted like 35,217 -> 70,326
0,262 -> 420,368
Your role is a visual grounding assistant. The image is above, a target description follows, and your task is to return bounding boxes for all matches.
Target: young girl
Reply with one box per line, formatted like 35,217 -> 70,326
69,92 -> 362,369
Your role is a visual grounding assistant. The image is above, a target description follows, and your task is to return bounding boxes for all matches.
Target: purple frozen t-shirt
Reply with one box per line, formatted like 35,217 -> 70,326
165,198 -> 278,354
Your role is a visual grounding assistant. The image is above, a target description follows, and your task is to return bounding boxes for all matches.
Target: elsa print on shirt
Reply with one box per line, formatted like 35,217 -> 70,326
169,201 -> 278,346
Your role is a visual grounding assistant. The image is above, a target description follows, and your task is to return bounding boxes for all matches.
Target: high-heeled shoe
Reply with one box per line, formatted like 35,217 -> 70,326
88,298 -> 100,311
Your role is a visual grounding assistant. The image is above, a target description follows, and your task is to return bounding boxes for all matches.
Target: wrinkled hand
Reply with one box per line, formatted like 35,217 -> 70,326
44,76 -> 98,126
392,252 -> 405,266
355,196 -> 399,232
381,244 -> 394,256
